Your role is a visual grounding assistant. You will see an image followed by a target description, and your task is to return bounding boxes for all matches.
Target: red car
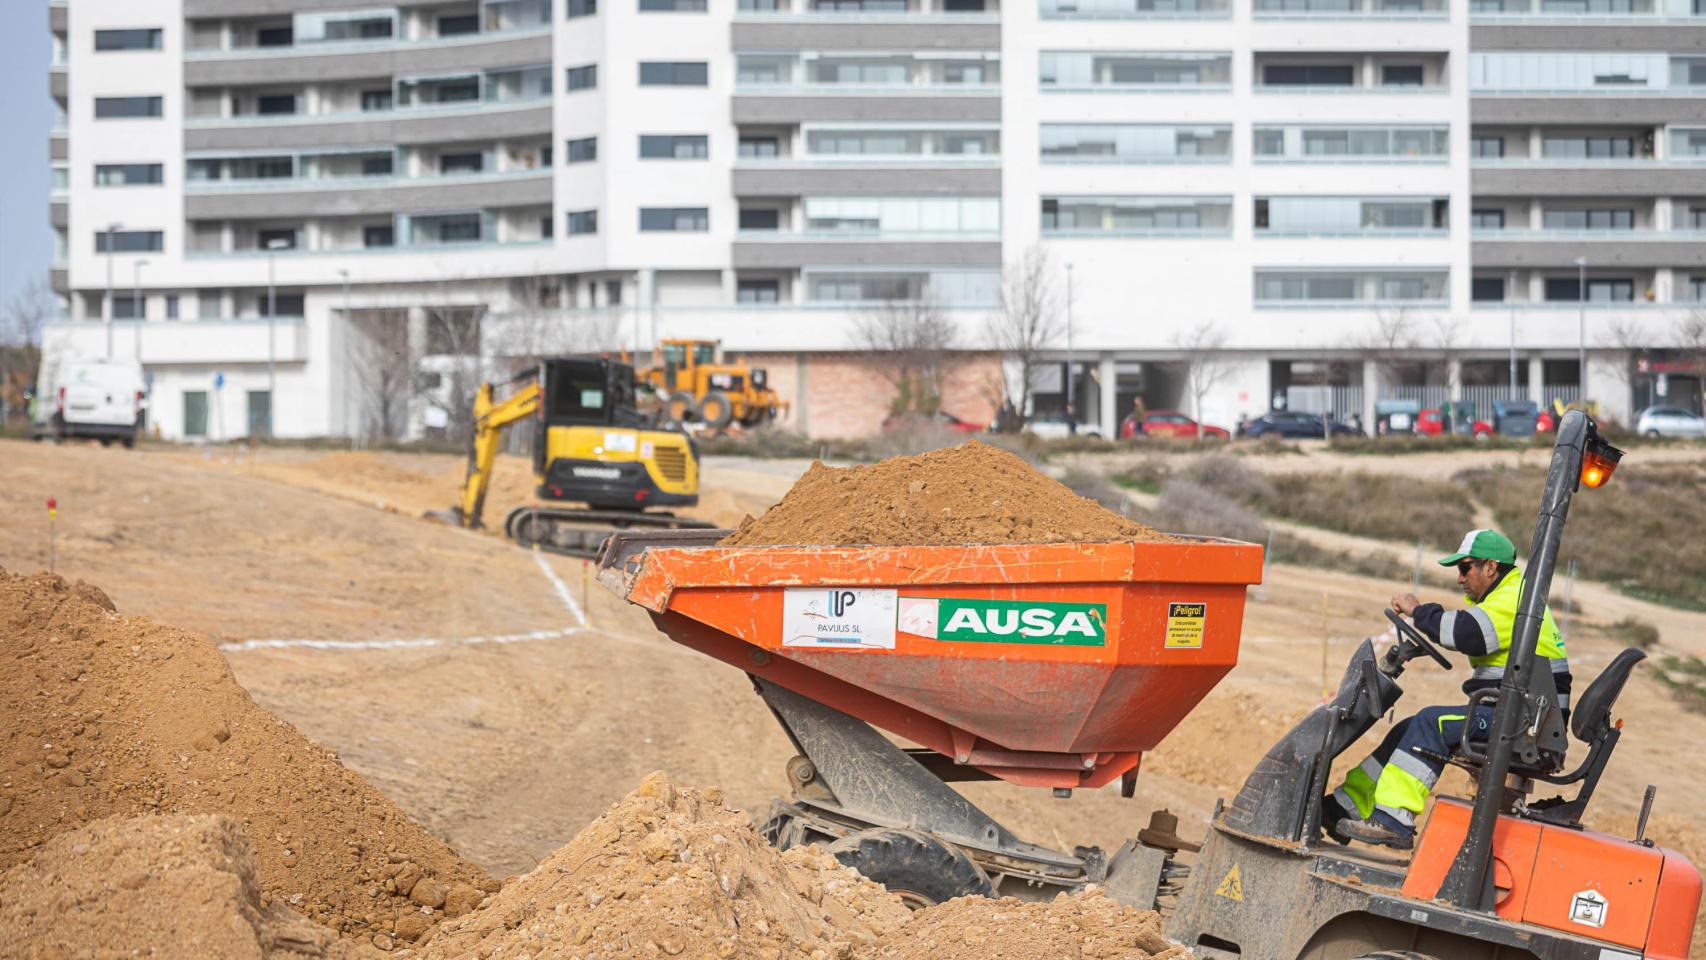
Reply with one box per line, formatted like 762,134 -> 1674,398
1416,407 -> 1492,439
1136,410 -> 1230,439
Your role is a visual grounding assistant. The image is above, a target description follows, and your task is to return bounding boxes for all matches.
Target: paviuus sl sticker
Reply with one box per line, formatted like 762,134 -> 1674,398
897,597 -> 1106,646
782,588 -> 896,650
1568,889 -> 1608,929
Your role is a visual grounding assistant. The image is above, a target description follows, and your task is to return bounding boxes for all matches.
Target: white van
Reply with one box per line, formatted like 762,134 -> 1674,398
31,357 -> 147,447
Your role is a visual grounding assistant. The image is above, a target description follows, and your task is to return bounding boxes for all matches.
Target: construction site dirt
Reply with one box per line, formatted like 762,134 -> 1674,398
2,437 -> 1703,956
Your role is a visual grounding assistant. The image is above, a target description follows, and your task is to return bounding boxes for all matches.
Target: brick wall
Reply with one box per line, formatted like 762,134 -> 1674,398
731,351 -> 1002,439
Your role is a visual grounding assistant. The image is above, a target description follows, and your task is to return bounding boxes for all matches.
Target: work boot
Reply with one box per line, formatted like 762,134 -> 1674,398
1317,796 -> 1355,845
1337,816 -> 1414,851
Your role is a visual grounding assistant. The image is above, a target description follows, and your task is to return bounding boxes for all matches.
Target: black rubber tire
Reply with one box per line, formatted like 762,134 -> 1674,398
1353,952 -> 1442,959
828,829 -> 991,908
667,392 -> 698,423
699,390 -> 735,429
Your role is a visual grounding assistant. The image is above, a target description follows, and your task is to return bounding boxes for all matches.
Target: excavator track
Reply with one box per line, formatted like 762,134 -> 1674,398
503,506 -> 715,560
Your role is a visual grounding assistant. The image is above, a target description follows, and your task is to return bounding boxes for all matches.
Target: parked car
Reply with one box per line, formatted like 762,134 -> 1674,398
30,357 -> 146,447
1141,410 -> 1229,439
1237,410 -> 1359,439
1024,414 -> 1100,439
1634,405 -> 1706,439
1416,407 -> 1493,440
881,410 -> 985,434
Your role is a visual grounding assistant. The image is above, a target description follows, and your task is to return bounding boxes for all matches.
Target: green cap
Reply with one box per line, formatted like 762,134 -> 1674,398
1438,529 -> 1517,566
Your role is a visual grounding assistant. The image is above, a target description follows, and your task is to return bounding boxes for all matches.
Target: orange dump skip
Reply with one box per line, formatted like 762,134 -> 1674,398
612,536 -> 1264,789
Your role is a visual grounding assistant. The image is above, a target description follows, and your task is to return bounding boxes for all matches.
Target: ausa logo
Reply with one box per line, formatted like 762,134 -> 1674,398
898,597 -> 1107,646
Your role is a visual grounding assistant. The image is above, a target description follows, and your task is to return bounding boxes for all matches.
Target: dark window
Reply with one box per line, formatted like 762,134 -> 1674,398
1471,136 -> 1504,158
440,152 -> 485,174
269,293 -> 306,316
739,208 -> 780,230
94,230 -> 163,253
1542,208 -> 1634,230
439,215 -> 482,242
94,163 -> 163,186
606,280 -> 623,304
361,89 -> 393,111
111,295 -> 143,319
568,0 -> 598,16
258,228 -> 297,250
566,209 -> 598,234
95,28 -> 163,51
94,96 -> 163,119
640,207 -> 709,231
943,0 -> 986,9
566,137 -> 598,162
364,225 -> 395,247
641,0 -> 708,8
256,94 -> 297,115
566,64 -> 598,90
1382,65 -> 1425,86
361,155 -> 394,176
256,25 -> 294,46
1472,277 -> 1505,301
1471,209 -> 1504,229
639,61 -> 709,86
166,296 -> 180,319
436,79 -> 480,102
737,279 -> 779,303
545,363 -> 614,422
1262,64 -> 1355,86
739,137 -> 779,158
639,134 -> 709,159
438,13 -> 480,34
541,216 -> 554,239
1545,277 -> 1635,302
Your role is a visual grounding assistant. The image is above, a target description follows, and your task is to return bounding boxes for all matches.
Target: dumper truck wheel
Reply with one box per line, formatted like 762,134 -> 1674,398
699,391 -> 735,429
829,829 -> 991,908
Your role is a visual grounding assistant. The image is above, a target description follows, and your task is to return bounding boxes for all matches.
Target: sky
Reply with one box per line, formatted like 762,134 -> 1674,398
0,0 -> 55,317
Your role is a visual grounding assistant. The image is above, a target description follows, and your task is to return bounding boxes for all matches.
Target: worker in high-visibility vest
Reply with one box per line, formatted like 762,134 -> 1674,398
1322,529 -> 1572,850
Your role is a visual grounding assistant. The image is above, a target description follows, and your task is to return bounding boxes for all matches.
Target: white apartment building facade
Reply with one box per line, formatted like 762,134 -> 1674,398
44,0 -> 1706,440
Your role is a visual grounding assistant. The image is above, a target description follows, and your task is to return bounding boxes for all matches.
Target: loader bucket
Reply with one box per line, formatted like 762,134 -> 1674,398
599,532 -> 1263,790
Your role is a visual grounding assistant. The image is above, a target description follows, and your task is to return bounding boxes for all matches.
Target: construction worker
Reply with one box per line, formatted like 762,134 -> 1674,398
1322,528 -> 1572,850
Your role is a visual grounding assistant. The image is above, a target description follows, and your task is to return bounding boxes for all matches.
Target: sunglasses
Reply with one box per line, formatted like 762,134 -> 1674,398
1456,561 -> 1480,575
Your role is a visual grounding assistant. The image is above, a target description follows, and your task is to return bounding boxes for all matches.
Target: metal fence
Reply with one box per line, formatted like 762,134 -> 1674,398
1542,385 -> 1580,409
1286,385 -> 1364,423
1460,385 -> 1526,416
1379,385 -> 1450,409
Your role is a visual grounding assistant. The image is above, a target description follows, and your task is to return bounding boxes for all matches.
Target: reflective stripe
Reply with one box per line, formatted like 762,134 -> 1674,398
1375,802 -> 1417,828
1391,749 -> 1440,789
1332,787 -> 1361,820
1437,611 -> 1460,651
1465,606 -> 1500,653
1340,757 -> 1383,820
1550,657 -> 1570,673
1472,664 -> 1505,682
1558,692 -> 1571,709
1373,757 -> 1432,819
1359,756 -> 1384,781
1435,713 -> 1466,735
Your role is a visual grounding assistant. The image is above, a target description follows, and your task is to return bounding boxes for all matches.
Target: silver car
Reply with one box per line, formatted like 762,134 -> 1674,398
1634,405 -> 1706,439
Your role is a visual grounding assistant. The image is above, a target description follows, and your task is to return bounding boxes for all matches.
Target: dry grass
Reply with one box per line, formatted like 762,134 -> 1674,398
1654,655 -> 1706,714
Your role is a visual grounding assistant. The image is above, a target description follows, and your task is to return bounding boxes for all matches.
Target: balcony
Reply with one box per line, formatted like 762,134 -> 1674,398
1473,230 -> 1706,267
1039,0 -> 1230,18
184,169 -> 552,218
1254,0 -> 1447,18
44,319 -> 309,366
1472,160 -> 1706,194
732,165 -> 999,195
185,28 -> 550,86
488,304 -> 997,351
731,240 -> 1001,268
184,99 -> 551,151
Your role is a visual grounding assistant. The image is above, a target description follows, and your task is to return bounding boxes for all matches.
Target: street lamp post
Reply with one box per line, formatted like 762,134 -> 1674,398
265,238 -> 290,437
1574,256 -> 1588,405
338,268 -> 352,443
132,259 -> 148,361
1508,306 -> 1518,401
1065,263 -> 1075,432
103,222 -> 122,359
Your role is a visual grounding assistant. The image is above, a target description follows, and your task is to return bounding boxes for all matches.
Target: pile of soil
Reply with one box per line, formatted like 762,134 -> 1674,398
422,771 -> 913,959
721,442 -> 1168,547
0,813 -> 356,959
0,569 -> 494,946
870,889 -> 1191,960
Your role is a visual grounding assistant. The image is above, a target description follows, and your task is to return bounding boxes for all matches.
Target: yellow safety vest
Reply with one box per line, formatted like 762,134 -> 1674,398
1456,567 -> 1570,701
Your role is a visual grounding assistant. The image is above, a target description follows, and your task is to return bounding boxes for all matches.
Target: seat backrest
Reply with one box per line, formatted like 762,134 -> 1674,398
1571,647 -> 1647,743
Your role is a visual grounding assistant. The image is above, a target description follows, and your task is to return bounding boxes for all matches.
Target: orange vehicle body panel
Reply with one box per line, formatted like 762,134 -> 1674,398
1404,797 -> 1701,955
621,539 -> 1264,789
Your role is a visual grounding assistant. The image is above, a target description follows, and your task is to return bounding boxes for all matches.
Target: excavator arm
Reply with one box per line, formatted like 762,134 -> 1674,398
453,378 -> 541,528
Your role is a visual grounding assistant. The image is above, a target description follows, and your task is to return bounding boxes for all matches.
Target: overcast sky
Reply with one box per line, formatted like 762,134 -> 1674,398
0,1 -> 55,316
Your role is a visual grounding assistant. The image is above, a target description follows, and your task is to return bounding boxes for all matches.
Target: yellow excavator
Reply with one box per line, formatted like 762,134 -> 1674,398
441,357 -> 711,558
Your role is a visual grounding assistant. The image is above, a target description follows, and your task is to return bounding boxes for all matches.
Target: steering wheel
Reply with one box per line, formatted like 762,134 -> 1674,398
1385,609 -> 1453,671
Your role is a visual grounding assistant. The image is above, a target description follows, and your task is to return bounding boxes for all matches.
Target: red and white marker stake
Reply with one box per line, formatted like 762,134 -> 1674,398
46,498 -> 57,574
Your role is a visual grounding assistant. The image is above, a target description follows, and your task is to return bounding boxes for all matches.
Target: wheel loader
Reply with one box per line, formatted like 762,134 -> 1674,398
595,411 -> 1701,958
634,338 -> 786,429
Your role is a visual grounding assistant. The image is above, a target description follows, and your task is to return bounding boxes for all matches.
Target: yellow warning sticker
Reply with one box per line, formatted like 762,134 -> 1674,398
1215,864 -> 1243,901
1165,602 -> 1206,649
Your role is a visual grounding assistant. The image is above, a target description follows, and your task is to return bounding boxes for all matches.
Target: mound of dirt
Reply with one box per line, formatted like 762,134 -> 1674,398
422,771 -> 913,959
721,442 -> 1168,547
0,813 -> 358,959
0,569 -> 494,946
871,889 -> 1190,960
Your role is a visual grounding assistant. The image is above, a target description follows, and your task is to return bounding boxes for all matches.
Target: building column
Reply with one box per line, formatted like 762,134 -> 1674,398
720,268 -> 737,305
1098,354 -> 1117,438
1362,359 -> 1379,433
1528,355 -> 1545,405
1448,359 -> 1463,401
637,269 -> 655,348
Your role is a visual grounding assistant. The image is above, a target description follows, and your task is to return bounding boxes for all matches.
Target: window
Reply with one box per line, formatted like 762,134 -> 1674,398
640,207 -> 709,231
1471,136 -> 1504,158
1542,136 -> 1633,159
363,225 -> 395,248
739,208 -> 781,230
361,155 -> 394,176
1688,206 -> 1706,229
566,210 -> 598,235
568,0 -> 597,15
258,228 -> 297,250
438,215 -> 483,242
256,94 -> 297,115
256,25 -> 294,46
1670,128 -> 1706,158
1471,209 -> 1505,229
1041,124 -> 1232,163
1041,53 -> 1229,86
566,64 -> 598,90
1254,270 -> 1446,302
1542,208 -> 1634,230
740,137 -> 779,158
166,296 -> 180,319
639,135 -> 709,159
247,391 -> 272,438
566,137 -> 598,163
1544,277 -> 1634,301
541,216 -> 554,239
94,96 -> 163,119
1262,64 -> 1355,86
740,0 -> 782,9
95,163 -> 163,187
640,61 -> 709,85
183,392 -> 209,438
1254,129 -> 1285,156
807,197 -> 999,234
1689,276 -> 1706,301
1042,196 -> 1230,234
94,230 -> 163,253
438,13 -> 480,34
738,280 -> 780,303
111,295 -> 143,319
95,29 -> 163,51
641,0 -> 709,9
440,152 -> 485,174
1382,65 -> 1425,87
361,89 -> 393,111
436,79 -> 480,102
1472,277 -> 1505,302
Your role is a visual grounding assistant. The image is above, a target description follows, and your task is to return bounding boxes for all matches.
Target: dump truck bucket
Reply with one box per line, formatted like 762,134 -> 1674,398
599,531 -> 1263,790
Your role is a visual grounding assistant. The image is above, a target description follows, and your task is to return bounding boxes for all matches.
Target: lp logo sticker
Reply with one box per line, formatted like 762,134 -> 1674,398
831,590 -> 856,616
1568,889 -> 1607,928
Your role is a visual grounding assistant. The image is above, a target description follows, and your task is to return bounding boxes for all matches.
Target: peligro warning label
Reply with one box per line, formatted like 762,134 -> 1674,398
1165,602 -> 1206,649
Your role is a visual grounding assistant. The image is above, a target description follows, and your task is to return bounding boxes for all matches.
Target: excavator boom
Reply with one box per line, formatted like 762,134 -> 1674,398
454,377 -> 542,528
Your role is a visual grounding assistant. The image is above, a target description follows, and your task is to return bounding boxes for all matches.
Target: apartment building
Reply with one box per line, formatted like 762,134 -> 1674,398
43,0 -> 1704,440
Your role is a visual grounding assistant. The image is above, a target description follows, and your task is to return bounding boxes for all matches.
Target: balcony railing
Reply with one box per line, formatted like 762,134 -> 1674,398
187,238 -> 551,259
184,95 -> 549,127
184,167 -> 551,193
43,318 -> 309,365
735,154 -> 1000,166
1256,228 -> 1451,238
735,81 -> 1000,96
1253,84 -> 1449,95
185,24 -> 550,61
1254,0 -> 1447,18
734,9 -> 1001,20
1472,228 -> 1706,240
736,230 -> 1001,241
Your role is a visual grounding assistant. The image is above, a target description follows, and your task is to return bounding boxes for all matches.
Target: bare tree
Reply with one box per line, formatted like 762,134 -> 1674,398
0,275 -> 55,427
421,301 -> 490,444
347,309 -> 413,442
851,295 -> 958,416
492,276 -> 624,360
1596,315 -> 1650,413
1356,305 -> 1419,383
1173,321 -> 1237,439
984,245 -> 1064,429
1678,310 -> 1706,413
